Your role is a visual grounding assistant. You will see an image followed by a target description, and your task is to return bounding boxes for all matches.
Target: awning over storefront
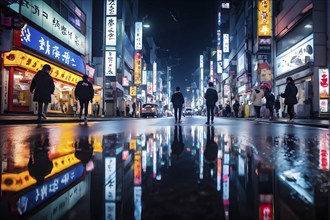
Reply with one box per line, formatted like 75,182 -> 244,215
4,50 -> 83,85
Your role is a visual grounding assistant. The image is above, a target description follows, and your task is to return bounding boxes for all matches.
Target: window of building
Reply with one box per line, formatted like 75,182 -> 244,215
276,15 -> 312,55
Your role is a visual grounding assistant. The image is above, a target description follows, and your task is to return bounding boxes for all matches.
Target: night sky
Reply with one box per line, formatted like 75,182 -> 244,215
139,0 -> 217,97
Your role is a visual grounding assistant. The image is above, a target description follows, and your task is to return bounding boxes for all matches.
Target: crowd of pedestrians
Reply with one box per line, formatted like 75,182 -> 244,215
30,64 -> 297,124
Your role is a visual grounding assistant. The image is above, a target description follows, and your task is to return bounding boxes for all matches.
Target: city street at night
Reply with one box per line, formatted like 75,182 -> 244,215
0,117 -> 329,220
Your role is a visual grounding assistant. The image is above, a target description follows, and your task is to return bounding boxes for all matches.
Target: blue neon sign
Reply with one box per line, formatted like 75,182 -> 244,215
16,164 -> 84,215
21,25 -> 85,74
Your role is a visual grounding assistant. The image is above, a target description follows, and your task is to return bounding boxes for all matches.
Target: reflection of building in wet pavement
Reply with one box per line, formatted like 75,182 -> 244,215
1,125 -> 329,219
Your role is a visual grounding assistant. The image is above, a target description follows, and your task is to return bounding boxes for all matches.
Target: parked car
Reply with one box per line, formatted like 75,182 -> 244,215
183,108 -> 193,116
141,103 -> 163,118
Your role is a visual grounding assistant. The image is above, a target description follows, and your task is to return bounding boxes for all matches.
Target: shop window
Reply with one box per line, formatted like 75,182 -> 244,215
13,71 -> 34,109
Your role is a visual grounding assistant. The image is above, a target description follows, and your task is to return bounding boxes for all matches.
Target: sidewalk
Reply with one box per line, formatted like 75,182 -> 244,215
0,114 -> 329,128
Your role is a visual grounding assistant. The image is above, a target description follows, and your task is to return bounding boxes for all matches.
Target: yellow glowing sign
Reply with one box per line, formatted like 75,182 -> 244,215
4,50 -> 82,85
130,139 -> 137,150
2,153 -> 81,191
134,52 -> 142,85
258,0 -> 271,37
130,86 -> 137,96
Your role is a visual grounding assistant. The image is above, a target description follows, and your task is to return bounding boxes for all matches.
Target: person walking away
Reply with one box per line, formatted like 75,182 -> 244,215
132,102 -> 136,118
274,96 -> 281,119
96,102 -> 100,117
252,87 -> 264,120
74,74 -> 94,123
171,86 -> 185,123
126,104 -> 130,117
204,82 -> 218,124
92,102 -> 97,117
30,64 -> 55,120
263,87 -> 275,120
233,100 -> 240,118
281,77 -> 298,122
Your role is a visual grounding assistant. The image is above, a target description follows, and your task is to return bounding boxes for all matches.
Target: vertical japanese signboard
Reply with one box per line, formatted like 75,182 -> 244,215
319,68 -> 329,113
105,51 -> 116,76
134,52 -> 142,85
153,62 -> 157,93
258,0 -> 272,53
134,22 -> 143,50
104,0 -> 117,77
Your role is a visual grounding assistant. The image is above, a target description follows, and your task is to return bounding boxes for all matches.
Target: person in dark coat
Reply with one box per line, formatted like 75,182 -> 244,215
274,96 -> 281,119
281,77 -> 298,122
233,100 -> 240,118
30,64 -> 55,120
204,126 -> 217,170
171,86 -> 185,123
74,135 -> 94,166
171,126 -> 185,157
132,102 -> 136,118
74,75 -> 94,123
264,88 -> 275,120
28,126 -> 53,186
204,82 -> 218,124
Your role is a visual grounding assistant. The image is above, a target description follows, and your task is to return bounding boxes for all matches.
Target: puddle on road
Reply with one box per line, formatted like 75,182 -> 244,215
0,125 -> 329,220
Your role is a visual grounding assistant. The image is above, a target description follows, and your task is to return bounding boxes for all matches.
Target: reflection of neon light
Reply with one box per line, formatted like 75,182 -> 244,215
153,142 -> 157,178
30,180 -> 87,219
142,150 -> 147,172
2,153 -> 81,192
16,164 -> 84,215
319,134 -> 329,170
105,157 -> 116,202
134,151 -> 142,185
134,186 -> 142,220
217,150 -> 222,191
259,203 -> 273,220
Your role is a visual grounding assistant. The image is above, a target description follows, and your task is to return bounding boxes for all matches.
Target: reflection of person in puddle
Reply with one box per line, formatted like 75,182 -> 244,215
28,126 -> 53,186
204,126 -> 218,169
74,136 -> 94,166
171,126 -> 185,157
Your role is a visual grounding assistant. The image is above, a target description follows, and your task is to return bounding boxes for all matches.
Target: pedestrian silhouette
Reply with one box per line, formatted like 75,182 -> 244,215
30,64 -> 55,120
74,135 -> 94,166
204,126 -> 218,169
204,82 -> 218,124
171,86 -> 185,123
171,126 -> 185,157
74,75 -> 94,123
28,126 -> 53,186
281,77 -> 298,122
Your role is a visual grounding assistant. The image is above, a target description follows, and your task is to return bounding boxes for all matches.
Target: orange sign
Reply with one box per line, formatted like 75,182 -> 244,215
258,0 -> 271,37
134,150 -> 142,185
4,50 -> 82,85
134,52 -> 142,85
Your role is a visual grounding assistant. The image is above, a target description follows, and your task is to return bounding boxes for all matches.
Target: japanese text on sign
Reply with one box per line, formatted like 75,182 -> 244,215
258,0 -> 271,37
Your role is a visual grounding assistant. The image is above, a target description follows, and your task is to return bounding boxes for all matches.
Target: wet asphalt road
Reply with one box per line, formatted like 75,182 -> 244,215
0,116 -> 329,220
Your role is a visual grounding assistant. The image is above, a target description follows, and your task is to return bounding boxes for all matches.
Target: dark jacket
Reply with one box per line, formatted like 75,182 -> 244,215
30,70 -> 55,103
281,82 -> 298,105
171,91 -> 184,108
233,101 -> 240,111
264,90 -> 275,108
75,79 -> 94,101
204,87 -> 218,105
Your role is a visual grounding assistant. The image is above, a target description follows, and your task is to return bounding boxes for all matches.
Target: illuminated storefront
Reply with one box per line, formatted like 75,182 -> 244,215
3,50 -> 83,114
1,24 -> 97,115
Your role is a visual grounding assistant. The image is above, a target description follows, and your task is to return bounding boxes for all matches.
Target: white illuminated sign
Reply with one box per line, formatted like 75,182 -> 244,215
223,34 -> 229,53
210,61 -> 214,82
276,35 -> 314,76
9,0 -> 85,54
135,22 -> 143,50
142,66 -> 147,85
105,17 -> 117,46
105,51 -> 116,76
153,62 -> 157,92
106,0 -> 117,16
